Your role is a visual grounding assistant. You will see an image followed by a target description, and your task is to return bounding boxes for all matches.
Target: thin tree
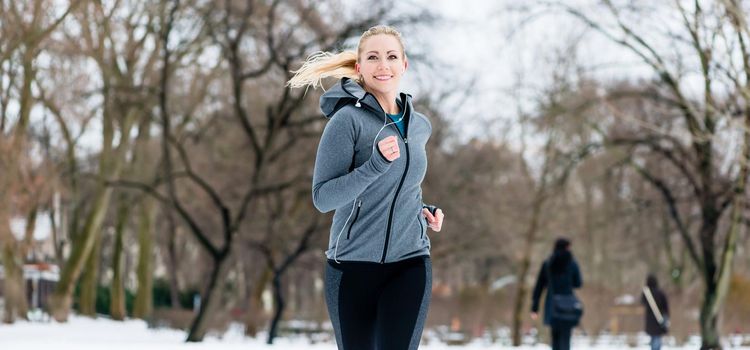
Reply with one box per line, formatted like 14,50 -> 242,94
48,0 -> 155,321
0,0 -> 80,323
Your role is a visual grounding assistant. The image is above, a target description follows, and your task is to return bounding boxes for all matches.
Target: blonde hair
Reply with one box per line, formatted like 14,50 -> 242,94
287,25 -> 406,89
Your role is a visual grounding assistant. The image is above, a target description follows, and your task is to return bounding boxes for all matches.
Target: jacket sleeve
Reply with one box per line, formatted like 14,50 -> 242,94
531,262 -> 548,312
661,291 -> 669,316
572,260 -> 583,288
312,112 -> 392,213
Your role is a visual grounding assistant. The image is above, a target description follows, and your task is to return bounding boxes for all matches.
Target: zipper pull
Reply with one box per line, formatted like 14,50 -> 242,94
357,200 -> 362,207
404,138 -> 408,144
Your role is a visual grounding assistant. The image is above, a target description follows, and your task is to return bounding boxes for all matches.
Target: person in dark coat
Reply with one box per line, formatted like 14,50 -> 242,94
531,237 -> 583,350
641,274 -> 669,350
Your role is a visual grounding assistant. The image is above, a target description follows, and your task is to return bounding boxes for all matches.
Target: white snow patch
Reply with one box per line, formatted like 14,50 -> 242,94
0,315 -> 748,349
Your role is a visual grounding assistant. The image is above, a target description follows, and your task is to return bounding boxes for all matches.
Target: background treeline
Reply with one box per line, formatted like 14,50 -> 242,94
1,1 -> 749,348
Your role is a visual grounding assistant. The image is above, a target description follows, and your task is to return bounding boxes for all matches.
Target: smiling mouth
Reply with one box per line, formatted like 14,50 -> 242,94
374,75 -> 393,81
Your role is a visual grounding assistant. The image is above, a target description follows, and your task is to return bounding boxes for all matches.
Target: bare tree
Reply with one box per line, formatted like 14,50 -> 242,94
109,194 -> 130,320
250,188 -> 324,344
48,0 -> 159,321
0,0 -> 80,323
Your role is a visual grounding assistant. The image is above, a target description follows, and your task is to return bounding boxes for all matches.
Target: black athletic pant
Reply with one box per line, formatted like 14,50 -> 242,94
325,255 -> 432,350
551,326 -> 572,350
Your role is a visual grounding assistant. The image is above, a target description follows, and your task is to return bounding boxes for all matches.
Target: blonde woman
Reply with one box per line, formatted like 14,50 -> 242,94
289,25 -> 444,349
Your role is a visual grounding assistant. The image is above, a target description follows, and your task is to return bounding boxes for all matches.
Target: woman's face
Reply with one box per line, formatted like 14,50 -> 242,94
356,34 -> 408,97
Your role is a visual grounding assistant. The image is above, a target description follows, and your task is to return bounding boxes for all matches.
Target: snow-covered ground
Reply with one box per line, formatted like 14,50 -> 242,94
0,316 -> 748,350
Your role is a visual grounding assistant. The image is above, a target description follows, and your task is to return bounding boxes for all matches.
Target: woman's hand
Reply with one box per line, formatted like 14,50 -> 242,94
378,136 -> 400,162
422,208 -> 444,232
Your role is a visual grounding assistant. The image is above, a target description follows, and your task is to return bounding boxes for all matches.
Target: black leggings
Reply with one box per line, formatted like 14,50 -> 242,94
325,255 -> 432,350
551,326 -> 573,350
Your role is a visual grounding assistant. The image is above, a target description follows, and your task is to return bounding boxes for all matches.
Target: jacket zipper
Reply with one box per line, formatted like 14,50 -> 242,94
346,200 -> 362,239
381,137 -> 409,263
343,85 -> 413,264
380,101 -> 411,263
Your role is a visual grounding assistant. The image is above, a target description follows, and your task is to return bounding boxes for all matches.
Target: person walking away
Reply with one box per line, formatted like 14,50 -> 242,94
531,237 -> 583,350
642,274 -> 669,350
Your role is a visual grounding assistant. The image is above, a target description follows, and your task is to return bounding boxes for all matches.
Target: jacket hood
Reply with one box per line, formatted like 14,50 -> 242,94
319,77 -> 411,118
549,249 -> 573,274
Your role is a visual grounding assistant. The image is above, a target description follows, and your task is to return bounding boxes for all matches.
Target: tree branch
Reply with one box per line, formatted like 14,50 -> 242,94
629,161 -> 704,270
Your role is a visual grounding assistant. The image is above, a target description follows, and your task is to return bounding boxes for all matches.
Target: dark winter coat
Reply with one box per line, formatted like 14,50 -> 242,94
530,250 -> 583,328
641,286 -> 669,336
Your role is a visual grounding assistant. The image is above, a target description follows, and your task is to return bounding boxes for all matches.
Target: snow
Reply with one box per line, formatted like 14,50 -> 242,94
0,316 -> 748,349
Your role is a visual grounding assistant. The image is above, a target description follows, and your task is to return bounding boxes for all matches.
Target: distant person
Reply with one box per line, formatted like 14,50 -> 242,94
642,274 -> 669,350
531,237 -> 583,350
288,25 -> 444,350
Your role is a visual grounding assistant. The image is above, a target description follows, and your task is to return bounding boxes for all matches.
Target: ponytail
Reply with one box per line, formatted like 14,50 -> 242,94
287,51 -> 359,89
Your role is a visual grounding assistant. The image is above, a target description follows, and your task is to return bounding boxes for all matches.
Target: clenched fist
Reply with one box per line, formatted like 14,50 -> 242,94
422,207 -> 444,232
378,135 -> 400,162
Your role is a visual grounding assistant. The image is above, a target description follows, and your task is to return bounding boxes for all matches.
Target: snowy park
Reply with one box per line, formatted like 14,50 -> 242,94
3,0 -> 750,349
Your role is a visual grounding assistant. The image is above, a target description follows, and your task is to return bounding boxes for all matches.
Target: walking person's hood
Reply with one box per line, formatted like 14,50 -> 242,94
550,249 -> 573,274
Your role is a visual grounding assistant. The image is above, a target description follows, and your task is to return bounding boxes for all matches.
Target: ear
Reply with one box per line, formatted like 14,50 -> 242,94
403,59 -> 409,73
355,62 -> 360,74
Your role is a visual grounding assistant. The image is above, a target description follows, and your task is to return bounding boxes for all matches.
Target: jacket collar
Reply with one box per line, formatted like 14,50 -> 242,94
319,78 -> 412,119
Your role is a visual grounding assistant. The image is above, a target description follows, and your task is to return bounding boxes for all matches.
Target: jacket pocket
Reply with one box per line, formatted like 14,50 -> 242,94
418,214 -> 425,239
346,200 -> 362,240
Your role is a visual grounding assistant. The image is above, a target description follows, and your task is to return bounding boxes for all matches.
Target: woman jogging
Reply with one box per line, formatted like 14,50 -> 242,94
288,25 -> 444,350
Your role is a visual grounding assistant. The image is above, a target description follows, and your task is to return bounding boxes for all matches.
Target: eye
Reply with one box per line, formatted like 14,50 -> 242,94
368,55 -> 378,60
389,55 -> 398,60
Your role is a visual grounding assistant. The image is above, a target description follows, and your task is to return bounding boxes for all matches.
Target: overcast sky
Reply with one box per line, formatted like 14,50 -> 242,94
400,0 -> 657,144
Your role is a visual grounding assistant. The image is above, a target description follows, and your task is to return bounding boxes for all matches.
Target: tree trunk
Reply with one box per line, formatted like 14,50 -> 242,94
0,46 -> 36,325
699,287 -> 721,350
511,137 -> 554,346
48,105 -> 135,322
21,205 -> 38,259
186,254 -> 230,342
165,211 -> 181,309
0,200 -> 28,323
245,267 -> 271,337
511,192 -> 544,346
110,198 -> 129,320
267,272 -> 285,345
131,71 -> 157,317
698,57 -> 750,347
697,215 -> 723,350
49,199 -> 65,267
79,231 -> 103,317
49,185 -> 112,321
1,240 -> 27,323
133,198 -> 156,319
662,209 -> 683,289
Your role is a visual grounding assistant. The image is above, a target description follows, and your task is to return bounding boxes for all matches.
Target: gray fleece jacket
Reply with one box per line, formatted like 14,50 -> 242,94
313,78 -> 436,263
